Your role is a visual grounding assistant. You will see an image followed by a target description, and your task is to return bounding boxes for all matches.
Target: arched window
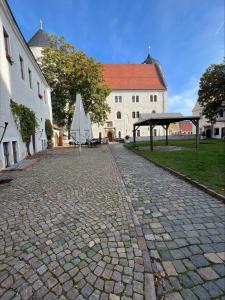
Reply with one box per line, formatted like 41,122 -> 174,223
118,131 -> 121,138
154,95 -> 157,102
117,111 -> 121,119
150,95 -> 153,102
152,110 -> 156,113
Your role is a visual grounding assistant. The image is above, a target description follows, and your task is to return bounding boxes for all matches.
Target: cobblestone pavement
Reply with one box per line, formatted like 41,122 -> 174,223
110,144 -> 225,300
0,146 -> 155,300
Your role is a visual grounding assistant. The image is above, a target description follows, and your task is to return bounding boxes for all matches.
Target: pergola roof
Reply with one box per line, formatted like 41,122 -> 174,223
132,113 -> 200,151
134,113 -> 200,127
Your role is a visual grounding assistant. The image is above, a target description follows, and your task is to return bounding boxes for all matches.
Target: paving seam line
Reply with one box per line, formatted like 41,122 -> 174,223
129,148 -> 225,204
108,144 -> 157,300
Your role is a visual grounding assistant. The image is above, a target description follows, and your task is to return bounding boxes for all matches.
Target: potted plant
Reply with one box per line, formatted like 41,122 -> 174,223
125,135 -> 130,143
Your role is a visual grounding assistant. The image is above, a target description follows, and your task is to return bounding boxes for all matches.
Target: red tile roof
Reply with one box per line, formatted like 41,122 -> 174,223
103,64 -> 166,90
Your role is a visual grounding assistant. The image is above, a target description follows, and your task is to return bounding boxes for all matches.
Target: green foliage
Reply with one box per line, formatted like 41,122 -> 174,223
45,119 -> 53,140
10,100 -> 37,142
198,61 -> 225,123
10,100 -> 38,156
39,35 -> 111,127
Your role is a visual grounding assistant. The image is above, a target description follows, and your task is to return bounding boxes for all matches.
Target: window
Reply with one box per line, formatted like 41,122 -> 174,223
3,27 -> 12,63
132,111 -> 135,118
118,131 -> 121,138
115,96 -> 122,103
132,95 -> 139,102
136,111 -> 140,118
150,95 -> 157,102
214,128 -> 219,136
152,110 -> 156,113
154,129 -> 157,136
28,68 -> 32,88
19,56 -> 24,80
117,111 -> 121,119
219,110 -> 224,117
37,82 -> 42,98
106,121 -> 113,127
137,130 -> 140,137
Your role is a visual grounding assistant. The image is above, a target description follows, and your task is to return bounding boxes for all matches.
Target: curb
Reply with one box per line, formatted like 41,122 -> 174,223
130,148 -> 225,204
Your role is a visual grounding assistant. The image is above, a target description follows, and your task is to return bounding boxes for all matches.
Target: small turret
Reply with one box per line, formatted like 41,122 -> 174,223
28,20 -> 49,60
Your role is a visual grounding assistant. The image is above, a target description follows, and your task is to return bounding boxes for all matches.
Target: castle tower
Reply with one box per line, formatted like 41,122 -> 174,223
28,22 -> 49,60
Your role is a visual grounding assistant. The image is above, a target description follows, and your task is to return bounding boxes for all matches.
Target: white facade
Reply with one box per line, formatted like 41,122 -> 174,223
192,101 -> 225,139
0,0 -> 52,169
92,89 -> 168,140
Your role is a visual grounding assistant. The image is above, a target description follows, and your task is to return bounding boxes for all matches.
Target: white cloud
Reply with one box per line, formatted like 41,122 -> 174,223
169,86 -> 198,116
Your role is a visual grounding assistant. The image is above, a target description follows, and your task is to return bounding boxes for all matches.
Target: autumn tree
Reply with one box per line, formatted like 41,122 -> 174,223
198,61 -> 225,123
39,35 -> 111,128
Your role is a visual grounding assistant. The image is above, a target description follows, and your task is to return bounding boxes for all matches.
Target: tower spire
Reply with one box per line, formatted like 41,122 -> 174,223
148,45 -> 151,55
40,19 -> 43,30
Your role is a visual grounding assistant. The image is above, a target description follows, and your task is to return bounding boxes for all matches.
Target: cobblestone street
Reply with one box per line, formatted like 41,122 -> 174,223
0,145 -> 224,300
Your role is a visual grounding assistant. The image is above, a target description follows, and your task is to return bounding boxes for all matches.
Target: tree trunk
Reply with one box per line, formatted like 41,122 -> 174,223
26,140 -> 31,157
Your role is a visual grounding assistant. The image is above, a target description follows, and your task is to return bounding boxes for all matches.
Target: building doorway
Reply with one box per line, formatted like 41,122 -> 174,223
3,142 -> 10,167
12,141 -> 18,164
107,131 -> 113,142
205,128 -> 211,138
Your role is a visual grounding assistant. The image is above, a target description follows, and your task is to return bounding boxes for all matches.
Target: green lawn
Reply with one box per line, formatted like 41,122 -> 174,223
125,139 -> 225,196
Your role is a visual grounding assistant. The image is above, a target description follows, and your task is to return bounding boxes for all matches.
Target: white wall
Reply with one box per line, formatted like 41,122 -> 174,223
192,102 -> 225,139
0,0 -> 52,169
92,89 -> 168,139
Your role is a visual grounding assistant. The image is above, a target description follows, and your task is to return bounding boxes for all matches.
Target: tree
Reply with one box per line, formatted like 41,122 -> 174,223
40,35 -> 111,128
45,119 -> 53,140
198,61 -> 225,123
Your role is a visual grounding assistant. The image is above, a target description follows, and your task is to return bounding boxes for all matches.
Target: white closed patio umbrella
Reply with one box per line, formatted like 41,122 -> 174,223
70,94 -> 89,153
86,113 -> 93,140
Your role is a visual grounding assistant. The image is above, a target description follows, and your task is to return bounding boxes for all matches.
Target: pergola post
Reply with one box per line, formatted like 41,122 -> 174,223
196,119 -> 199,149
166,124 -> 170,145
133,125 -> 136,144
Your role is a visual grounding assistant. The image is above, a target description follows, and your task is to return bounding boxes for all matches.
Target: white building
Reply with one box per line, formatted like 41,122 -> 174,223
92,55 -> 168,141
192,101 -> 225,139
0,0 -> 52,169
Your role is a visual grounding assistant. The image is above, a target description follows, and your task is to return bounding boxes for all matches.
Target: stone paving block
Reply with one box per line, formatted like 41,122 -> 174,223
192,285 -> 211,300
204,252 -> 223,263
197,267 -> 220,280
164,292 -> 183,300
162,261 -> 178,276
203,281 -> 224,298
181,288 -> 198,300
190,255 -> 210,268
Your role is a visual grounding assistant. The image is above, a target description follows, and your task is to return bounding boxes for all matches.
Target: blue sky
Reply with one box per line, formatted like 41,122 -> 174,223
8,0 -> 224,115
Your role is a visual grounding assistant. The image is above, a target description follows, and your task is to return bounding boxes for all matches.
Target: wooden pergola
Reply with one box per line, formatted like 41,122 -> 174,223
133,114 -> 200,152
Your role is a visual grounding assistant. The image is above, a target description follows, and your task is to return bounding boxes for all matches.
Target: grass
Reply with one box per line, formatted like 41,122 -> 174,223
125,139 -> 225,196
